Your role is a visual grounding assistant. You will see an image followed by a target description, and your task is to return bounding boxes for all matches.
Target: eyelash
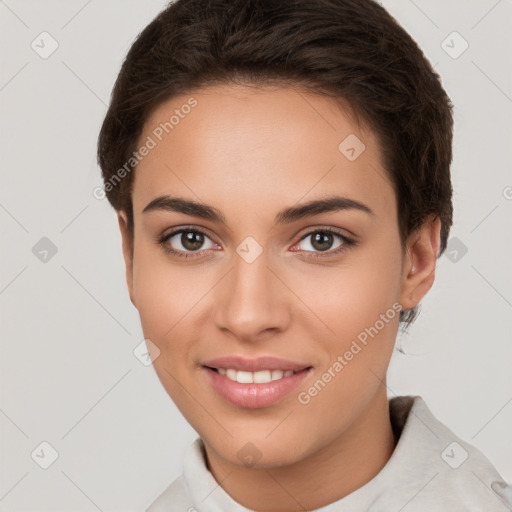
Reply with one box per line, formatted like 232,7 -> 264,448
157,226 -> 357,260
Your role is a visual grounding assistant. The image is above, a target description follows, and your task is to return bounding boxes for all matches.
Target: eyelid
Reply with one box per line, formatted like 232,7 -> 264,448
159,224 -> 215,243
294,225 -> 356,243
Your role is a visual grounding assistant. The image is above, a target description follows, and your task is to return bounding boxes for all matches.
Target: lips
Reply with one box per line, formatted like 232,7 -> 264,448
201,355 -> 312,409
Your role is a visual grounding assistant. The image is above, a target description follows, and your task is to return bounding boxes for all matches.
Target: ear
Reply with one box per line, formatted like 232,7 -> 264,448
117,210 -> 136,308
399,216 -> 441,312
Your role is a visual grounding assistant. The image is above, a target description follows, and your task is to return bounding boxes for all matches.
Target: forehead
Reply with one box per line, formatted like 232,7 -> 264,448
132,84 -> 395,220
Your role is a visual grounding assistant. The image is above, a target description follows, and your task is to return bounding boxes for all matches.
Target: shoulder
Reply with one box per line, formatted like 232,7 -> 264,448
145,474 -> 191,512
145,438 -> 207,512
381,395 -> 512,511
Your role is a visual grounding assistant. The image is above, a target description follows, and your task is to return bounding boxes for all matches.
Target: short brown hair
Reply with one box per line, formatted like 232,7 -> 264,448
97,0 -> 454,324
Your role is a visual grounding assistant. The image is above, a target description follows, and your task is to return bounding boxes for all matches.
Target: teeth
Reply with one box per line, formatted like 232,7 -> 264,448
216,368 -> 297,383
272,370 -> 284,381
254,370 -> 271,383
236,371 -> 253,384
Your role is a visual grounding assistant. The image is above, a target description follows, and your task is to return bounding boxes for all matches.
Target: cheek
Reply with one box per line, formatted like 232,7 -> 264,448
292,240 -> 402,338
131,245 -> 198,347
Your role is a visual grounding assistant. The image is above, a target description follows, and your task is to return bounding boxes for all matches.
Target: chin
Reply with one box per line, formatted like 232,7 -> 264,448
202,428 -> 317,470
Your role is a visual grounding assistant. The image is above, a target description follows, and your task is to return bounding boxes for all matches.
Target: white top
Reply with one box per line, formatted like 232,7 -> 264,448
146,395 -> 512,511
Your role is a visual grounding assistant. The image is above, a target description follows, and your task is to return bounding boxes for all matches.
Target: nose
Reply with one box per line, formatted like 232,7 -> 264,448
213,250 -> 291,343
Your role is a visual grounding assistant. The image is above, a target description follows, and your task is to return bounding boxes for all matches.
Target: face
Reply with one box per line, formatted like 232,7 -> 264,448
118,84 -> 439,470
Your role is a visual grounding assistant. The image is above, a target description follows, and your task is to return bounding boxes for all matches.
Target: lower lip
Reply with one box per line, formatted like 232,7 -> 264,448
203,366 -> 312,409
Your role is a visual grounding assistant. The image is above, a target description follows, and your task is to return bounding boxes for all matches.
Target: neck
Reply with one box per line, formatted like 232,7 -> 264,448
204,386 -> 396,511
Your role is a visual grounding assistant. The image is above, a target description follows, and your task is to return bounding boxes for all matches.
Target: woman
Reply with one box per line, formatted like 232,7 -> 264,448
97,0 -> 512,510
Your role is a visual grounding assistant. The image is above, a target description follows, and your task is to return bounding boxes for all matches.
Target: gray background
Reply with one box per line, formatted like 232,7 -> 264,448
0,0 -> 511,510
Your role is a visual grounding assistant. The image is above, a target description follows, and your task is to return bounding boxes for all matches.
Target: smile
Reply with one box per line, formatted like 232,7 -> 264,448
201,356 -> 313,409
214,368 -> 296,383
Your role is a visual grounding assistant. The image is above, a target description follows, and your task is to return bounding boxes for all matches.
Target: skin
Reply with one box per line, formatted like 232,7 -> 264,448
117,84 -> 441,511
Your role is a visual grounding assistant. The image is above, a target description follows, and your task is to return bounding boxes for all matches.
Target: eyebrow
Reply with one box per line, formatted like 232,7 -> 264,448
142,195 -> 374,225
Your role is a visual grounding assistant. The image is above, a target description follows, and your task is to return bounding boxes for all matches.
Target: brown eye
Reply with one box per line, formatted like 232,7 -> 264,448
298,230 -> 344,253
312,232 -> 335,251
161,229 -> 217,254
180,231 -> 205,251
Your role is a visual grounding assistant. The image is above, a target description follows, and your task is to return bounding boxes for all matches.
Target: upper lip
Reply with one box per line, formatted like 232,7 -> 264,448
202,356 -> 312,372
